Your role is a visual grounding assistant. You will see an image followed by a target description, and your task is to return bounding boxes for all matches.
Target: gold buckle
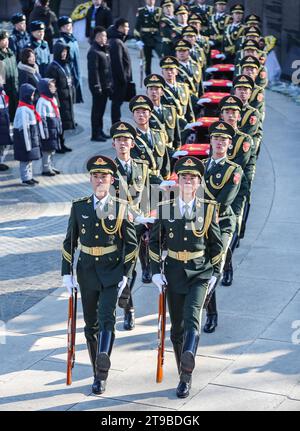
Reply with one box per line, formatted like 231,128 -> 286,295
91,247 -> 102,256
178,251 -> 188,262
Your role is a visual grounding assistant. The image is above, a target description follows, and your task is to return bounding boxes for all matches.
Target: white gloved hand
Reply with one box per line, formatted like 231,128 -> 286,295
172,150 -> 188,158
136,40 -> 144,50
209,40 -> 215,46
62,274 -> 78,296
215,53 -> 226,60
152,273 -> 167,294
207,275 -> 218,296
135,216 -> 156,225
197,97 -> 212,105
159,180 -> 176,188
206,67 -> 217,73
184,121 -> 202,130
117,276 -> 128,298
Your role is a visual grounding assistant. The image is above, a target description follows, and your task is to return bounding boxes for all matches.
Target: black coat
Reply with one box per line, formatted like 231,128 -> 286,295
85,4 -> 113,39
0,48 -> 19,121
108,26 -> 132,95
45,44 -> 75,131
0,94 -> 12,147
18,63 -> 41,92
29,5 -> 58,52
87,42 -> 113,97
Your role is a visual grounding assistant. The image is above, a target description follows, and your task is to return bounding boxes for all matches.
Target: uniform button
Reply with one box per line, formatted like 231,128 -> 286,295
95,257 -> 99,261
206,180 -> 209,183
95,235 -> 99,239
96,223 -> 99,227
82,224 -> 85,227
184,237 -> 187,241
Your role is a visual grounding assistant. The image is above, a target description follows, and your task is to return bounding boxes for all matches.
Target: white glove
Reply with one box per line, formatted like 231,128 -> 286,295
215,53 -> 226,60
226,82 -> 233,87
207,275 -> 218,296
135,215 -> 156,224
136,40 -> 144,50
206,67 -> 217,73
184,121 -> 202,130
209,40 -> 215,46
172,150 -> 188,158
117,276 -> 128,298
197,97 -> 212,105
159,180 -> 176,188
203,81 -> 212,86
152,273 -> 167,294
62,274 -> 78,296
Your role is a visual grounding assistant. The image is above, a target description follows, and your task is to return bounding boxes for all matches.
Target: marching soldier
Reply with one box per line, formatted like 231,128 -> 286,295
222,4 -> 245,63
174,4 -> 190,34
234,39 -> 261,76
129,94 -> 172,284
110,121 -> 152,330
209,0 -> 232,50
160,0 -> 180,56
203,121 -> 242,333
150,156 -> 223,398
240,56 -> 265,116
175,39 -> 202,97
62,155 -> 138,395
190,0 -> 214,36
134,0 -> 162,75
160,55 -> 195,125
188,13 -> 210,65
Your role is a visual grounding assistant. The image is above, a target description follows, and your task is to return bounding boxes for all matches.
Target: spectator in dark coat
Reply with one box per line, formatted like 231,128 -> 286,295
20,0 -> 35,22
9,13 -> 31,62
56,15 -> 83,103
18,48 -> 41,92
29,0 -> 58,52
85,0 -> 113,41
46,42 -> 74,152
87,26 -> 113,141
0,31 -> 19,121
108,18 -> 132,125
28,20 -> 51,78
0,85 -> 12,171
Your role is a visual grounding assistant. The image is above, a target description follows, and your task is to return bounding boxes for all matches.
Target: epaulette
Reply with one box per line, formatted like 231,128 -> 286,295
111,196 -> 128,205
132,158 -> 148,164
200,198 -> 218,205
226,159 -> 240,169
158,199 -> 175,207
72,196 -> 90,203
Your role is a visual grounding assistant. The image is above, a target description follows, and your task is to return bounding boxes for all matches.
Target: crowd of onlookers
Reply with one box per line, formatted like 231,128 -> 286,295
0,0 -> 132,186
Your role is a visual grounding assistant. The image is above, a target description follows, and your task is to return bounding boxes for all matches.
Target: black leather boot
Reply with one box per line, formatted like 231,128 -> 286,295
139,239 -> 152,283
94,330 -> 115,394
123,307 -> 135,331
173,343 -> 183,374
222,260 -> 233,286
87,339 -> 102,395
204,291 -> 218,333
176,330 -> 199,398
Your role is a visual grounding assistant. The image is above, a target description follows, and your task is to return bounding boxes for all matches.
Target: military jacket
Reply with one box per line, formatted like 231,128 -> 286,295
61,194 -> 138,290
177,59 -> 202,96
249,84 -> 265,115
223,22 -> 245,57
134,6 -> 162,47
209,13 -> 232,44
162,81 -> 195,123
190,4 -> 214,35
150,104 -> 181,150
131,128 -> 170,184
160,14 -> 180,56
149,196 -> 224,292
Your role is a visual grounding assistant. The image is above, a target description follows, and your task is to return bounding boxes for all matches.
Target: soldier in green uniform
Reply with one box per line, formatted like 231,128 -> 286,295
222,4 -> 245,63
174,4 -> 190,35
175,39 -> 202,97
203,121 -> 243,333
160,55 -> 196,125
219,95 -> 254,285
234,39 -> 261,77
209,0 -> 232,50
144,73 -> 187,161
134,0 -> 162,75
150,156 -> 223,398
235,25 -> 262,62
129,95 -> 172,284
240,56 -> 265,116
62,155 -> 138,395
190,0 -> 214,36
110,121 -> 152,330
188,13 -> 210,66
160,0 -> 180,56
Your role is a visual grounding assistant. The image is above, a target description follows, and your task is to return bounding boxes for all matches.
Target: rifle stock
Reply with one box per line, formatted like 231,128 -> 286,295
156,284 -> 166,383
66,288 -> 77,386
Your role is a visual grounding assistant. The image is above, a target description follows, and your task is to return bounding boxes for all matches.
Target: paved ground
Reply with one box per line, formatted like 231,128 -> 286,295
0,42 -> 300,411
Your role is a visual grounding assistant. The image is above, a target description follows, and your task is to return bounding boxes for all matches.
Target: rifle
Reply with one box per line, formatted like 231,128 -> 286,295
156,219 -> 167,383
139,48 -> 144,88
66,231 -> 77,386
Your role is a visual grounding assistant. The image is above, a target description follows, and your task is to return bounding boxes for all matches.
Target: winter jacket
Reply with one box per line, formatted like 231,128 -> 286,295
45,43 -> 75,130
85,4 -> 113,39
13,83 -> 41,162
0,88 -> 12,147
36,79 -> 62,152
87,41 -> 113,97
0,48 -> 19,121
28,36 -> 51,78
9,29 -> 31,62
18,62 -> 41,92
108,26 -> 132,93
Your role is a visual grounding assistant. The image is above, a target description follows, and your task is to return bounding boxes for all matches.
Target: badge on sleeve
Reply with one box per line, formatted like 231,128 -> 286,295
249,115 -> 257,125
243,142 -> 251,152
233,172 -> 241,184
257,93 -> 264,102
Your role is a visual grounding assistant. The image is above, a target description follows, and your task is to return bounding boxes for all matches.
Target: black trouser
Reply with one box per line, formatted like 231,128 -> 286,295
144,44 -> 162,76
111,87 -> 126,126
91,93 -> 108,137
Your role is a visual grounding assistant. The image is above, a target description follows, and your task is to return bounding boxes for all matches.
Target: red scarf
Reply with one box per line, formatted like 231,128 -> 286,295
18,101 -> 42,123
41,94 -> 60,118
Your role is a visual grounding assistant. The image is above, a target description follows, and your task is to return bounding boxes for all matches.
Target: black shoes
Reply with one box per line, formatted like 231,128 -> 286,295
176,380 -> 191,398
203,314 -> 218,333
222,266 -> 233,286
100,130 -> 110,139
142,268 -> 152,284
123,308 -> 135,331
22,179 -> 35,186
42,171 -> 56,176
0,163 -> 9,171
91,135 -> 106,142
52,168 -> 61,174
92,377 -> 106,395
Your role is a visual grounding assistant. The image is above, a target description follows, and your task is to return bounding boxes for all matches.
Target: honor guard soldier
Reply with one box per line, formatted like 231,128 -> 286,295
9,13 -> 31,62
110,121 -> 152,330
236,24 -> 261,55
203,121 -> 242,333
160,0 -> 180,56
145,73 -> 185,159
174,4 -> 190,34
182,25 -> 205,69
219,95 -> 254,285
62,156 -> 138,395
130,95 -> 172,284
134,0 -> 162,76
234,39 -> 261,76
188,13 -> 210,65
175,39 -> 202,97
160,55 -> 195,125
222,4 -> 245,63
209,0 -> 232,50
150,156 -> 223,398
190,0 -> 214,36
240,56 -> 265,116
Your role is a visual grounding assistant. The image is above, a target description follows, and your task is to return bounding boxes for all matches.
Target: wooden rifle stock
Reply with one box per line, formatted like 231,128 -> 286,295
156,285 -> 167,383
66,288 -> 77,385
